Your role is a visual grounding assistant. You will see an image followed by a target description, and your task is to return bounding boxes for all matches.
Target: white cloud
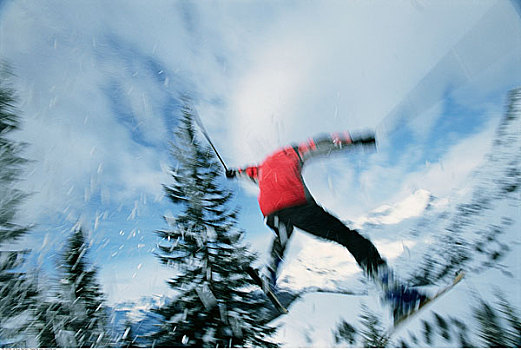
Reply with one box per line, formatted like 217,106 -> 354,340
196,0 -> 519,223
398,119 -> 497,198
211,0 -> 500,164
333,116 -> 498,220
3,0 -> 508,218
0,1 -> 184,223
2,1 -> 517,224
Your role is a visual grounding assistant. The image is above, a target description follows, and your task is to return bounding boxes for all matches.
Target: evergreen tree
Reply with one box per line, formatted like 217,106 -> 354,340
359,304 -> 389,348
334,320 -> 357,346
474,293 -> 521,348
149,102 -> 277,347
496,292 -> 521,348
54,228 -> 109,347
33,298 -> 60,348
0,63 -> 38,346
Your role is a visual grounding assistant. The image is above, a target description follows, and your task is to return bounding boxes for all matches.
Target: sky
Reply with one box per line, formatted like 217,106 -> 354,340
0,0 -> 520,305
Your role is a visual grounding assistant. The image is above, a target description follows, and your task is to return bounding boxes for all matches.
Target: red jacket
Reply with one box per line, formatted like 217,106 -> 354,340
237,132 -> 354,216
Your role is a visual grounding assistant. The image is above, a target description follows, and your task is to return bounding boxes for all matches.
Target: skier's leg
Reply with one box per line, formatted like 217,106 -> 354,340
278,203 -> 428,319
265,214 -> 294,288
276,202 -> 386,276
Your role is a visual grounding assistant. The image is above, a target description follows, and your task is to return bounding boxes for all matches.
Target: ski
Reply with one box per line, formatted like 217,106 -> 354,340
392,271 -> 465,330
245,266 -> 288,314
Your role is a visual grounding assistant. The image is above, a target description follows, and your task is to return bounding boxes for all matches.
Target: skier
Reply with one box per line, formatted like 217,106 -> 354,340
225,130 -> 427,320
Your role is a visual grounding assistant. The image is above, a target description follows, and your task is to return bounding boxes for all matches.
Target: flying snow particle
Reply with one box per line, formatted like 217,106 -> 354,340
127,201 -> 138,221
96,332 -> 104,344
122,327 -> 130,340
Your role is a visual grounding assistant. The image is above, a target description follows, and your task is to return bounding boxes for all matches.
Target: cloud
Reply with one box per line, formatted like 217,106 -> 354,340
2,1 -> 517,224
397,118 -> 498,198
330,115 -> 498,220
3,0 -> 508,220
199,0 -> 519,222
0,1 -> 187,223
210,1 -> 501,163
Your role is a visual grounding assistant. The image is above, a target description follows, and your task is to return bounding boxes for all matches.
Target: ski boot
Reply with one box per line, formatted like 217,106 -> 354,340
370,264 -> 428,323
369,263 -> 399,293
385,285 -> 428,323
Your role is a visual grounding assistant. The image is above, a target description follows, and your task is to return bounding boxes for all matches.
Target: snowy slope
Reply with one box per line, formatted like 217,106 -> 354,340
269,89 -> 521,347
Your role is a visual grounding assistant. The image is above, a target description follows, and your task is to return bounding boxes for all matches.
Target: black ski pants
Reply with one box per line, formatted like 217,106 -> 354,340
266,202 -> 386,276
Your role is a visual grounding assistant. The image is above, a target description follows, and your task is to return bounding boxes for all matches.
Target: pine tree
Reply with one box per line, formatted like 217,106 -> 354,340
149,102 -> 277,347
496,292 -> 521,347
54,228 -> 109,347
474,293 -> 521,348
0,63 -> 38,346
334,320 -> 357,346
359,304 -> 389,348
33,299 -> 60,348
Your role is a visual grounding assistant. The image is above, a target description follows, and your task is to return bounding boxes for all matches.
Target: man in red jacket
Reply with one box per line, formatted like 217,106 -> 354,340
226,131 -> 386,283
226,130 -> 427,319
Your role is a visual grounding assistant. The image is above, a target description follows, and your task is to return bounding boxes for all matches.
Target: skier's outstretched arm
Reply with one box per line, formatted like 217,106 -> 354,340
296,130 -> 376,161
225,165 -> 259,184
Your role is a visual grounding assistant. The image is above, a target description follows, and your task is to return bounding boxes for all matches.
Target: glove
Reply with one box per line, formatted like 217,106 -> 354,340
351,130 -> 377,151
225,169 -> 237,178
351,131 -> 376,145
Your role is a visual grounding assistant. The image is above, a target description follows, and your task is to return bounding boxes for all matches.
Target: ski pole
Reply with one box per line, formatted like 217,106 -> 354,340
191,106 -> 229,172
